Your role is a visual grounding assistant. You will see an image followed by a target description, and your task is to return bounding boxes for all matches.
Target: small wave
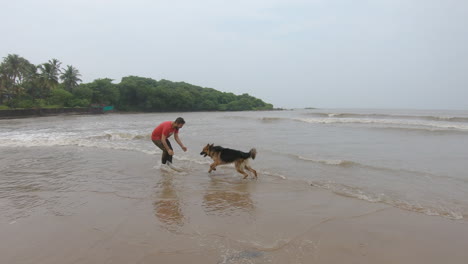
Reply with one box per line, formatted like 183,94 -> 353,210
220,116 -> 254,120
297,156 -> 357,166
302,112 -> 468,123
260,117 -> 286,122
259,170 -> 287,179
176,156 -> 211,165
266,149 -> 418,175
371,126 -> 468,135
155,164 -> 188,175
294,117 -> 468,132
220,116 -> 287,123
309,181 -> 464,220
297,155 -> 375,169
87,133 -> 150,141
295,155 -> 466,183
0,137 -> 159,156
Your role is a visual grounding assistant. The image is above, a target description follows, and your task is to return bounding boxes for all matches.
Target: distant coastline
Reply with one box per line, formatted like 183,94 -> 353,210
0,106 -> 286,120
0,107 -> 101,119
1,54 -> 274,114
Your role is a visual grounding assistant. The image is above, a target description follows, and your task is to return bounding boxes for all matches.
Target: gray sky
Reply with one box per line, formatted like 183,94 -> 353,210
2,0 -> 468,109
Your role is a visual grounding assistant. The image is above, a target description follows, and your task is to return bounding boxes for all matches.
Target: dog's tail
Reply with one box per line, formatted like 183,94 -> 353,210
249,148 -> 257,160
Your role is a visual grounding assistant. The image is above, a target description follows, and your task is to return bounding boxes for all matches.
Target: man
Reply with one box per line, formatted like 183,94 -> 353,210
151,117 -> 188,165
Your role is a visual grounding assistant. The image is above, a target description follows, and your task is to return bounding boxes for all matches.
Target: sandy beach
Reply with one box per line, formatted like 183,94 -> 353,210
3,0 -> 468,261
1,146 -> 468,264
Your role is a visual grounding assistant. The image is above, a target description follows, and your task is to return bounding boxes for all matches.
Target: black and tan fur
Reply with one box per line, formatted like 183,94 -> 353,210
200,144 -> 257,179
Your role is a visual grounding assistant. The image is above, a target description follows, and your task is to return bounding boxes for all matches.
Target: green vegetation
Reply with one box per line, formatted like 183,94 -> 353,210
0,54 -> 273,112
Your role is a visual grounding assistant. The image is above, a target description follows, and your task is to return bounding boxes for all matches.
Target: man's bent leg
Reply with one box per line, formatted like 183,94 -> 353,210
152,139 -> 173,164
164,139 -> 173,164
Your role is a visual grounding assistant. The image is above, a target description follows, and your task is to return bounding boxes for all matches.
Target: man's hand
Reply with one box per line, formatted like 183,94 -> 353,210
168,149 -> 174,156
181,146 -> 187,152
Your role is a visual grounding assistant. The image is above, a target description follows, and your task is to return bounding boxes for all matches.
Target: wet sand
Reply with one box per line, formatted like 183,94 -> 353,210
1,147 -> 468,264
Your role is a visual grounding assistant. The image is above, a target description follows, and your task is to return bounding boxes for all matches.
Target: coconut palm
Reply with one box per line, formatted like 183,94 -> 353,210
0,54 -> 35,103
60,65 -> 82,92
37,59 -> 62,97
3,54 -> 22,86
0,63 -> 10,104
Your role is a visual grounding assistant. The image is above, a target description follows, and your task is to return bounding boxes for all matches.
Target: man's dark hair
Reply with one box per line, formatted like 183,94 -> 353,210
175,117 -> 185,124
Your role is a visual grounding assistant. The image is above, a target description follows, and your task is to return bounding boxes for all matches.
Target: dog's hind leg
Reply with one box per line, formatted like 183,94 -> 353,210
245,165 -> 257,179
238,168 -> 249,179
236,161 -> 249,179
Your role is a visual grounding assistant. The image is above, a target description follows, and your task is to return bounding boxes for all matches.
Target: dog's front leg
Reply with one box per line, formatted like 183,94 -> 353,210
209,163 -> 217,173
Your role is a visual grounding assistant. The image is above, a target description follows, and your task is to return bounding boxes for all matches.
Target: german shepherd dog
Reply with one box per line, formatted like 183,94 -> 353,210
200,144 -> 257,179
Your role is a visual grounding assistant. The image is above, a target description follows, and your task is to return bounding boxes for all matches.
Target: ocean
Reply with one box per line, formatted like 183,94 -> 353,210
2,109 -> 468,263
1,109 -> 467,221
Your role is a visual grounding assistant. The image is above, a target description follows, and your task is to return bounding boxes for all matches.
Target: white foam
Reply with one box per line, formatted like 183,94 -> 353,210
297,156 -> 353,166
294,117 -> 468,132
259,170 -> 287,179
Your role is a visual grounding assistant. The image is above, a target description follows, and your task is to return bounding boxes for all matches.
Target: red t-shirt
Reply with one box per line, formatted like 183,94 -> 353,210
151,121 -> 179,141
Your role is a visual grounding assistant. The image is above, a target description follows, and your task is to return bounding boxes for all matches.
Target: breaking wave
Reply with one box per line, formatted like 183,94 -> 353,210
293,117 -> 468,132
301,112 -> 468,123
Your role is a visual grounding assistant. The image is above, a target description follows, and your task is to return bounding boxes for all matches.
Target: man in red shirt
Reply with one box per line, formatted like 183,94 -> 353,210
151,117 -> 187,165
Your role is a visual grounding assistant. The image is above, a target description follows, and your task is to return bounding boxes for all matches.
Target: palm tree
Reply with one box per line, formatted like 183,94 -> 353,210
38,59 -> 62,97
3,54 -> 22,85
60,65 -> 82,92
0,54 -> 35,104
0,63 -> 10,104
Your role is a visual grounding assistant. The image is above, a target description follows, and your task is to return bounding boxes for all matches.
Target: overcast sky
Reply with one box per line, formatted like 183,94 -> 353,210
2,0 -> 468,109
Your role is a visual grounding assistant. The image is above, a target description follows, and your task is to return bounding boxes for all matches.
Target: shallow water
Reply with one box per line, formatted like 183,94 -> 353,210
1,109 -> 468,220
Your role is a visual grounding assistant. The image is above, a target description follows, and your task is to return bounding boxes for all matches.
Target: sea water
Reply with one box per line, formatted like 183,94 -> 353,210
1,109 -> 467,220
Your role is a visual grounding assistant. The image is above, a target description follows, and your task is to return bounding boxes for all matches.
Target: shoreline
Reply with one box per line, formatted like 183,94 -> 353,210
1,146 -> 468,263
0,108 -> 286,120
0,107 -> 100,119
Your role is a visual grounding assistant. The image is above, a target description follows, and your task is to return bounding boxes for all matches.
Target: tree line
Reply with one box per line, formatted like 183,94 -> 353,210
0,54 -> 273,111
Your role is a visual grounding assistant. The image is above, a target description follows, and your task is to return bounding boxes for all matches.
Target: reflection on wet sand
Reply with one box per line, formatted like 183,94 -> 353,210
202,177 -> 254,216
153,174 -> 184,231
